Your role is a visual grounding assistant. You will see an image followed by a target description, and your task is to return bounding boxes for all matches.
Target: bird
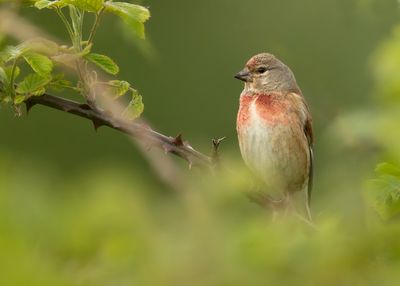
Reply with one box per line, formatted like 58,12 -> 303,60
235,53 -> 313,220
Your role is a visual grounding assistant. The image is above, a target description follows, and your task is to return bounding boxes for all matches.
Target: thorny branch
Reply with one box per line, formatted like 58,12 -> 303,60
25,93 -> 218,168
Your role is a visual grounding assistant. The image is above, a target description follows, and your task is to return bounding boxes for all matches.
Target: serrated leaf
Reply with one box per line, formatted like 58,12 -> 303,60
48,73 -> 73,91
14,94 -> 27,104
122,90 -> 144,120
61,0 -> 104,12
5,66 -> 21,82
105,1 -> 150,39
85,53 -> 119,75
16,73 -> 51,95
105,80 -> 130,98
23,52 -> 53,75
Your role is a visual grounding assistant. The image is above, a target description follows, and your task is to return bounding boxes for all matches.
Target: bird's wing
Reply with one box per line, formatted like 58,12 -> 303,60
289,92 -> 314,213
304,115 -> 314,209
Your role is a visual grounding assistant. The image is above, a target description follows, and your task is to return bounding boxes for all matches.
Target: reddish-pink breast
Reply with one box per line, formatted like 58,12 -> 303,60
237,95 -> 253,127
255,94 -> 290,124
237,93 -> 290,128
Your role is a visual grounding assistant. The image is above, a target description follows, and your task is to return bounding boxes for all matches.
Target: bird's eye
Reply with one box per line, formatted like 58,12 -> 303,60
257,67 -> 267,74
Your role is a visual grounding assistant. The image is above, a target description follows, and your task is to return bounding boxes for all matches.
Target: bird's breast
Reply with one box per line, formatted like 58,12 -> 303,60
237,93 -> 290,130
236,93 -> 309,193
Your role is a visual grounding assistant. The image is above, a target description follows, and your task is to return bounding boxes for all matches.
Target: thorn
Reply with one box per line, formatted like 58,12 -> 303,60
172,133 -> 184,146
25,101 -> 37,114
91,119 -> 103,131
212,136 -> 226,150
211,136 -> 226,166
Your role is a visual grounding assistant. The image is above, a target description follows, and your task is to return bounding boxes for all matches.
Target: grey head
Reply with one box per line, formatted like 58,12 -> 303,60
235,53 -> 300,93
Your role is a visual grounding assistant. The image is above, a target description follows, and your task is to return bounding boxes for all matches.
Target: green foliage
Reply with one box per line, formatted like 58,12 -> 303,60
47,73 -> 74,91
329,22 -> 400,223
103,80 -> 130,98
0,1 -> 400,286
105,1 -> 150,39
34,0 -> 66,9
0,66 -> 8,84
0,0 -> 148,120
367,163 -> 400,220
61,0 -> 104,12
371,24 -> 400,102
23,52 -> 53,75
85,53 -> 119,75
1,155 -> 400,286
123,90 -> 144,120
16,73 -> 51,96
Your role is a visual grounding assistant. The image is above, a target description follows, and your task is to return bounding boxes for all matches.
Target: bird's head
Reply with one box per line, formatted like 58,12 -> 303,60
235,53 -> 299,93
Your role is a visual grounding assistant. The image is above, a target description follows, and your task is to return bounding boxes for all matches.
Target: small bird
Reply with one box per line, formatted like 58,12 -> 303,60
235,53 -> 313,219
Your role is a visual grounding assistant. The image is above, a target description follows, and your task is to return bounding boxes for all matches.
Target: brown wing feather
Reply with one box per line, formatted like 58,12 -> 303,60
289,92 -> 314,216
304,116 -> 314,207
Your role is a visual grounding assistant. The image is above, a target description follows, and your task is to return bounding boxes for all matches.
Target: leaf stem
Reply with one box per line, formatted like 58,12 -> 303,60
55,7 -> 75,45
87,7 -> 105,45
9,58 -> 18,99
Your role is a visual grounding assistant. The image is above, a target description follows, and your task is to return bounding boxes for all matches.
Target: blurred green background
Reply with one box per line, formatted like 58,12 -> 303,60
2,0 -> 400,285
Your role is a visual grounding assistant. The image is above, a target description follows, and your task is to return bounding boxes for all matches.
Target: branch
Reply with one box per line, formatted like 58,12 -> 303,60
25,94 -> 213,168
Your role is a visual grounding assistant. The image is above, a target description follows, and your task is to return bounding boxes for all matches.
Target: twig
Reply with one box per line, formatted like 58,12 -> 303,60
87,7 -> 105,46
211,137 -> 226,166
25,94 -> 213,168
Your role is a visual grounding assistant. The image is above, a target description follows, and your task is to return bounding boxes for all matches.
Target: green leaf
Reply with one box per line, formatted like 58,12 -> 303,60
375,163 -> 400,178
0,66 -> 8,84
105,1 -> 150,39
104,80 -> 130,98
0,66 -> 20,99
85,53 -> 119,75
80,43 -> 92,56
0,46 -> 24,62
5,66 -> 21,82
23,52 -> 53,75
367,162 -> 400,220
16,73 -> 51,95
61,0 -> 104,12
34,0 -> 65,9
48,74 -> 74,92
122,90 -> 144,120
14,94 -> 27,104
0,39 -> 59,64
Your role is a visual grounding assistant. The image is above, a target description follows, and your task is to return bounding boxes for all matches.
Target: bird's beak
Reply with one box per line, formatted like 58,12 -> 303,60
234,68 -> 251,82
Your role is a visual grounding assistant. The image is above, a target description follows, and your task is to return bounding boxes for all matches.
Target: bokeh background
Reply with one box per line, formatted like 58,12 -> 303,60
2,0 -> 400,285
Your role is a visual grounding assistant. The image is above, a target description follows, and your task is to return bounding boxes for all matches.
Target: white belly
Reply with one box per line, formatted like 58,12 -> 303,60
238,102 -> 308,195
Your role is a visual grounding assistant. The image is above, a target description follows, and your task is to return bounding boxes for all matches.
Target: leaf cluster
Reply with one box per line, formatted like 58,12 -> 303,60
0,0 -> 149,119
367,163 -> 400,220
